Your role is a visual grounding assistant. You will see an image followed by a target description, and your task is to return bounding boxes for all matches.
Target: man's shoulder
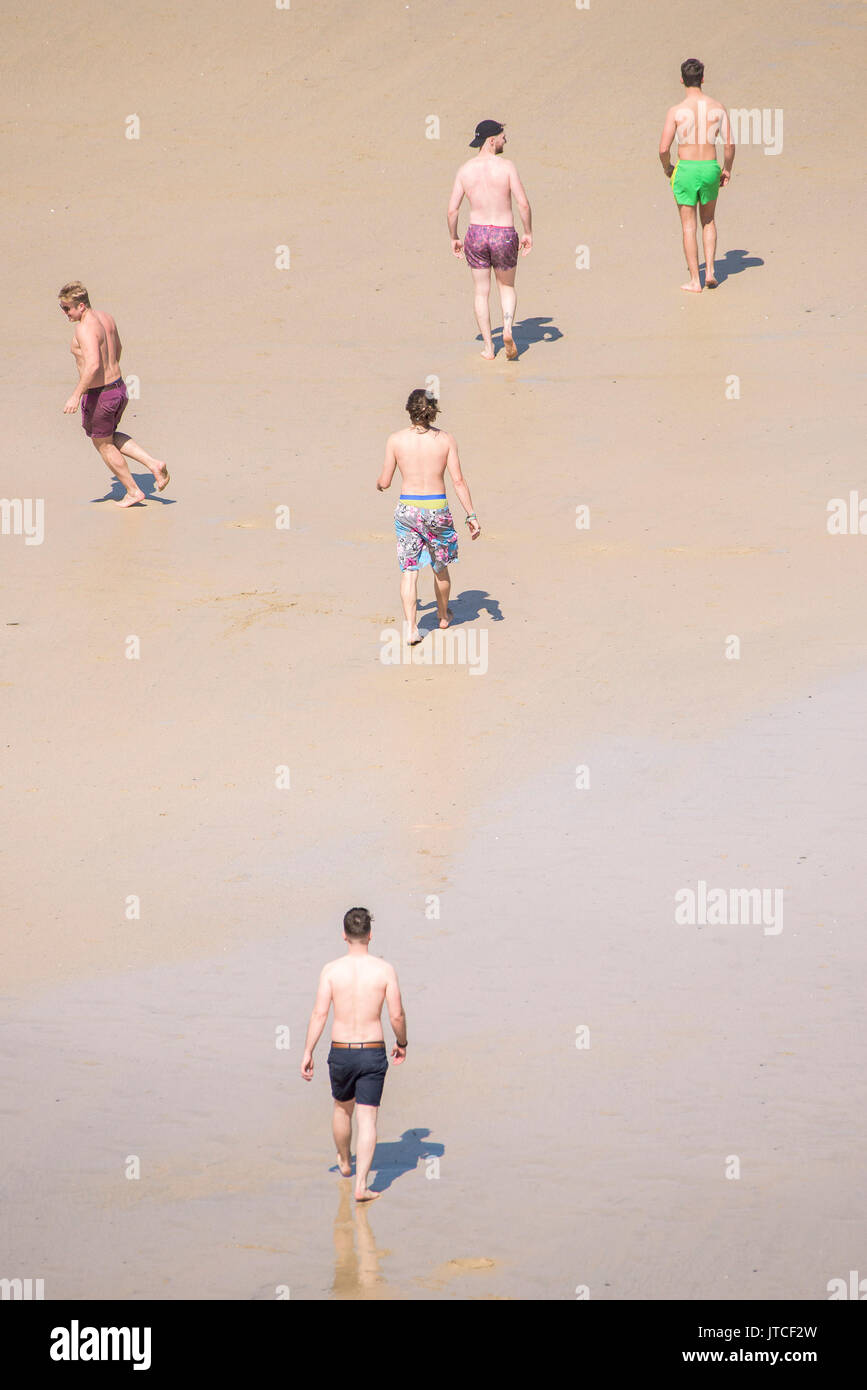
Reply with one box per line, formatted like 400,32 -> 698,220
371,955 -> 396,976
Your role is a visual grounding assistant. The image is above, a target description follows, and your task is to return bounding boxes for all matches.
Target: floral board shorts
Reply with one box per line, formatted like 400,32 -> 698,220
394,499 -> 459,573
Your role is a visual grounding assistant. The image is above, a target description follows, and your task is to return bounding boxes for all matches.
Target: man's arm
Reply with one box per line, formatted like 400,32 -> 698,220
718,105 -> 735,185
385,965 -> 407,1062
376,435 -> 398,492
445,435 -> 480,538
300,968 -> 332,1079
447,171 -> 465,254
63,320 -> 101,413
508,163 -> 533,252
658,107 -> 678,178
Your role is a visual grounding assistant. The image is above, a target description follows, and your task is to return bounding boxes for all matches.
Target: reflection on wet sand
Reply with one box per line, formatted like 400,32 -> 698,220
331,1180 -> 395,1300
330,1128 -> 446,1298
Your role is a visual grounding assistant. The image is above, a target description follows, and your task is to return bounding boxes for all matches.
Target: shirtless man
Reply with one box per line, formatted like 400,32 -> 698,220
659,60 -> 735,292
447,120 -> 532,359
301,907 -> 407,1203
377,388 -> 481,645
59,281 -> 170,505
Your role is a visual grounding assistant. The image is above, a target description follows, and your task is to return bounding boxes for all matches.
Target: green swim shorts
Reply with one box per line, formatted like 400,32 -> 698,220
671,158 -> 721,206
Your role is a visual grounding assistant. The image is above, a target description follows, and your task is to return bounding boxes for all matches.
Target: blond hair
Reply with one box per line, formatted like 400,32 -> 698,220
58,281 -> 90,307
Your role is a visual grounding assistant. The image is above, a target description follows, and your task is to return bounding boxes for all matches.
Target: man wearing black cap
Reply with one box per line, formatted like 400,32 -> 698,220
447,120 -> 532,360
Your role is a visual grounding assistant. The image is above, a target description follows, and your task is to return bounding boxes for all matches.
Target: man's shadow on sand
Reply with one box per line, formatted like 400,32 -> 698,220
704,248 -> 764,285
91,472 -> 177,505
331,1128 -> 445,1194
417,588 -> 503,634
475,315 -> 563,358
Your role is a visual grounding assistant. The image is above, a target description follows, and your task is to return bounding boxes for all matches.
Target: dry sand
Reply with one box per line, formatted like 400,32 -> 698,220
2,0 -> 866,1298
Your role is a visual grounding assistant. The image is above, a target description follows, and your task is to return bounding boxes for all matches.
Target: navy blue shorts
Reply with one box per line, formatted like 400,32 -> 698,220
328,1045 -> 388,1106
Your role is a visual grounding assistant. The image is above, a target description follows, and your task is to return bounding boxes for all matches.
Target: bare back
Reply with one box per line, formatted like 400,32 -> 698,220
668,91 -> 729,160
457,155 -> 517,226
325,954 -> 394,1043
71,308 -> 122,386
390,426 -> 453,493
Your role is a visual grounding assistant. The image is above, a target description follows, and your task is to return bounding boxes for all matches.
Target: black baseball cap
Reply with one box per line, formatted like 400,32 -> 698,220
469,119 -> 504,148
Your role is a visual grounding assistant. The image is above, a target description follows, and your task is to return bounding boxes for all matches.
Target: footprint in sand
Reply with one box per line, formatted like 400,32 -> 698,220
419,1256 -> 496,1290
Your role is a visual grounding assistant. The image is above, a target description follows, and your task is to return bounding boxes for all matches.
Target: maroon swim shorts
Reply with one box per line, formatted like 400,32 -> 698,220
463,223 -> 519,271
81,378 -> 128,438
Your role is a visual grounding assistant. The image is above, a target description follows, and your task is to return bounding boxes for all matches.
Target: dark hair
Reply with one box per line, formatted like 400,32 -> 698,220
343,907 -> 372,939
406,388 -> 440,428
681,58 -> 704,88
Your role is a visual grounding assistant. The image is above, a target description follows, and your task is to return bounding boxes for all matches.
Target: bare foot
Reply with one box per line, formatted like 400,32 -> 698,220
439,608 -> 454,629
355,1188 -> 381,1202
503,333 -> 519,360
681,281 -> 702,293
480,347 -> 495,360
336,1156 -> 352,1177
154,463 -> 171,491
115,489 -> 146,508
705,275 -> 718,289
406,629 -> 423,646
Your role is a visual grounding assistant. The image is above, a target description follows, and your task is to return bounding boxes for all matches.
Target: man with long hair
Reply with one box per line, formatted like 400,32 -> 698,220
377,389 -> 481,644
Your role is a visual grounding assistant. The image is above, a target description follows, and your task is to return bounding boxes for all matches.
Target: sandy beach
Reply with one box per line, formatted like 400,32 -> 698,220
2,0 -> 866,1298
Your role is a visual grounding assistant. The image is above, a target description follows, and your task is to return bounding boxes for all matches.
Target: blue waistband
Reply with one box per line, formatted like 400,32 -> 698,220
87,378 -> 124,393
399,494 -> 446,500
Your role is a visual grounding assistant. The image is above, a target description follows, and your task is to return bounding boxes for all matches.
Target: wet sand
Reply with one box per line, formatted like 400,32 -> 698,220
4,669 -> 866,1299
2,0 -> 866,1297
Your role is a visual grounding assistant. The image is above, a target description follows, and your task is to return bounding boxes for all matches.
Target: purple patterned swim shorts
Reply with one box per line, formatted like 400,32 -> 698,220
463,223 -> 519,271
394,503 -> 458,573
